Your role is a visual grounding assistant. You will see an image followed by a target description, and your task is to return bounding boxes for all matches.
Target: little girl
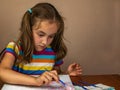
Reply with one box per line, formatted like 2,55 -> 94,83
0,2 -> 82,86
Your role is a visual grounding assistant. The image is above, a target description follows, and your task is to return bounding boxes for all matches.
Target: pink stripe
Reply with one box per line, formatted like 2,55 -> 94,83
5,51 -> 16,57
34,51 -> 56,55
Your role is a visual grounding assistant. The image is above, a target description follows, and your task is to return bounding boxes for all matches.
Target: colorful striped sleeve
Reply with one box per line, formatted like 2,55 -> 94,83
5,42 -> 20,57
54,59 -> 64,66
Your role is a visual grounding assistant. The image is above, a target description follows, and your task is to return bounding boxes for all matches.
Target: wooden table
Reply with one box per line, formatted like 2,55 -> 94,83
70,74 -> 120,90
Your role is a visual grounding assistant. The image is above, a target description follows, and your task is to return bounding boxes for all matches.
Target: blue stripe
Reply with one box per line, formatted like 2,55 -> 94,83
5,48 -> 16,55
6,48 -> 14,53
45,48 -> 53,51
12,66 -> 46,75
55,59 -> 63,65
32,55 -> 56,59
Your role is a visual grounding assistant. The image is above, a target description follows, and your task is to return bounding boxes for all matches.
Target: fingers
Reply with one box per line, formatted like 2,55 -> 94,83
70,63 -> 82,69
70,63 -> 81,68
76,64 -> 82,74
42,72 -> 53,84
68,63 -> 82,76
36,70 -> 59,85
76,69 -> 82,75
70,62 -> 77,67
51,70 -> 59,82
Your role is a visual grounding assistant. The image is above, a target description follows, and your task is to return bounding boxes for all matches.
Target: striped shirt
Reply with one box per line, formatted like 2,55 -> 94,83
5,42 -> 63,75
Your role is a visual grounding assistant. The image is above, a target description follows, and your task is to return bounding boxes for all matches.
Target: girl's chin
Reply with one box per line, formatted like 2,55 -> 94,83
35,47 -> 45,51
35,48 -> 43,51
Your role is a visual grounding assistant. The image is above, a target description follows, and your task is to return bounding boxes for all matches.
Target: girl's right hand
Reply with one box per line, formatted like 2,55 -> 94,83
35,70 -> 59,86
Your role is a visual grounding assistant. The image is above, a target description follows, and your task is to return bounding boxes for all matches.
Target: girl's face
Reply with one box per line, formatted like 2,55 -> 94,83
32,20 -> 58,51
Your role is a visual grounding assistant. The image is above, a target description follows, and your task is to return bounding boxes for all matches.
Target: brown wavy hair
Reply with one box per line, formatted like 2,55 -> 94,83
16,2 -> 67,63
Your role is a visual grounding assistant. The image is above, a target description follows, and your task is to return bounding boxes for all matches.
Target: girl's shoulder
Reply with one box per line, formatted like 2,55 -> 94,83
6,41 -> 21,55
6,41 -> 21,49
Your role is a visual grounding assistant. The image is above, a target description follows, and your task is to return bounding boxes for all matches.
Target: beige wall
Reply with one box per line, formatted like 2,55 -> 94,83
0,0 -> 120,75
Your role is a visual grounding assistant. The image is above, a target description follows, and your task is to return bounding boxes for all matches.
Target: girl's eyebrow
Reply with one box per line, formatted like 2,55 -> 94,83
39,31 -> 46,34
38,31 -> 56,36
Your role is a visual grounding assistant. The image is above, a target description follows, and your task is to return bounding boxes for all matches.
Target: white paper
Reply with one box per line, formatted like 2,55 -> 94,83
74,83 -> 115,90
1,75 -> 73,90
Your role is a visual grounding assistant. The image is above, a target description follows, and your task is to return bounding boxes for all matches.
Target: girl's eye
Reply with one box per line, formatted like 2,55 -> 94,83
49,35 -> 55,39
38,33 -> 45,37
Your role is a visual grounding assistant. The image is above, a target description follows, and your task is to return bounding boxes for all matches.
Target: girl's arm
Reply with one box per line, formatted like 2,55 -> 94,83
0,53 -> 39,86
0,53 -> 59,86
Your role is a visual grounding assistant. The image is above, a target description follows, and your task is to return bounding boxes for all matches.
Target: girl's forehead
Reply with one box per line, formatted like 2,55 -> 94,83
32,20 -> 59,35
32,20 -> 59,30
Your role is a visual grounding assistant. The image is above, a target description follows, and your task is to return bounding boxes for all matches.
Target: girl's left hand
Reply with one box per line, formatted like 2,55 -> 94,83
67,63 -> 82,76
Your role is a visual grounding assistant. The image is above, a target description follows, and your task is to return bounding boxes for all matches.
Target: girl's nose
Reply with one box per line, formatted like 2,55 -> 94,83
42,37 -> 48,45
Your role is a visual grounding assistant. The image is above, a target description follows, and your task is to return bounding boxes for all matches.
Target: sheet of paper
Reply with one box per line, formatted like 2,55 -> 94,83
59,74 -> 73,84
1,75 -> 73,90
74,83 -> 115,90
